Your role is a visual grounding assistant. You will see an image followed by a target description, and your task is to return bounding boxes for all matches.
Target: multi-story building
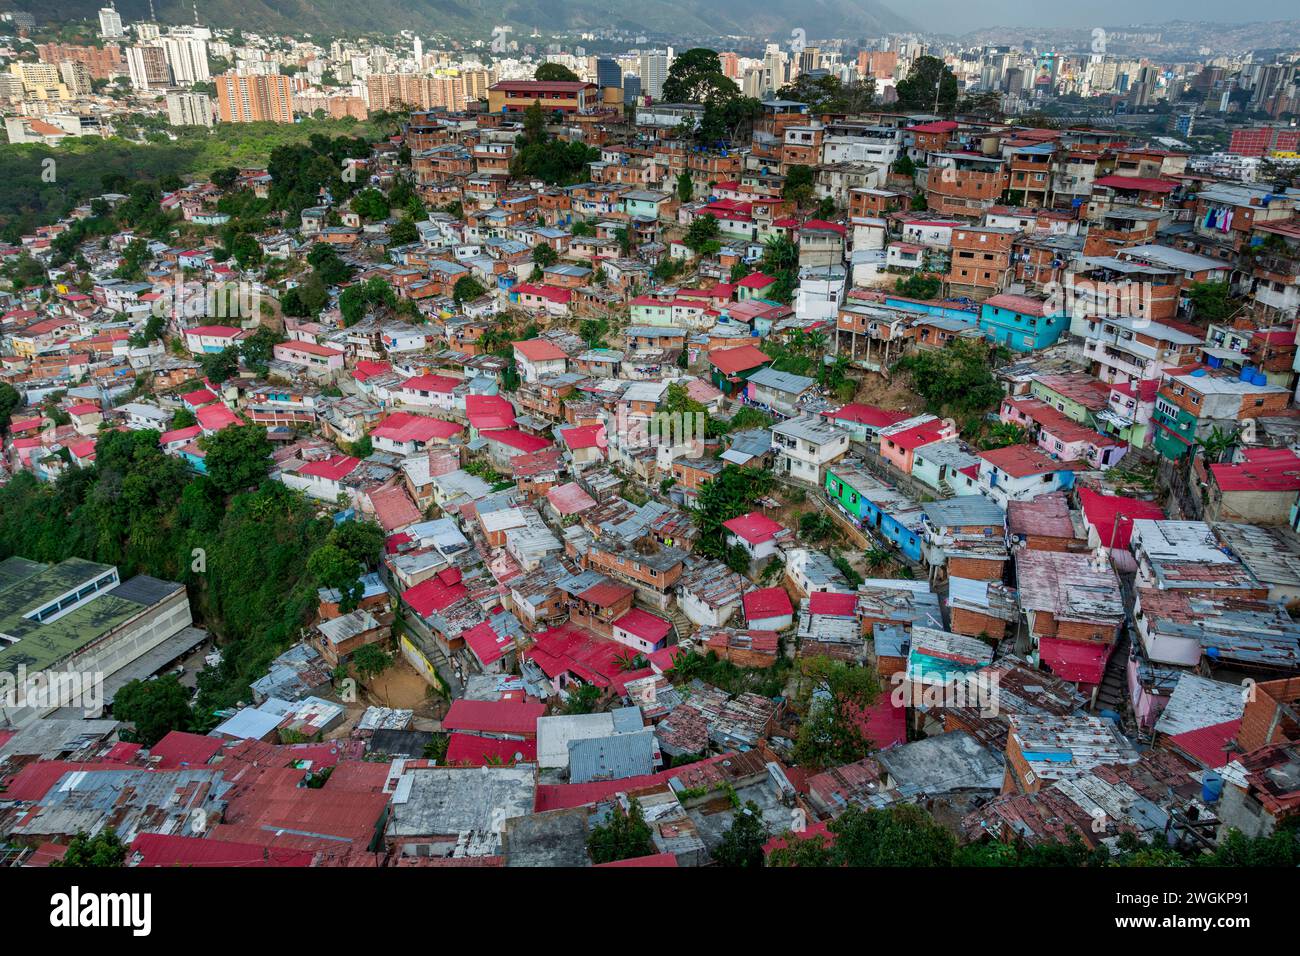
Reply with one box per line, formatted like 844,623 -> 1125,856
126,45 -> 171,91
216,72 -> 294,124
487,80 -> 599,115
771,415 -> 850,486
1153,370 -> 1291,460
947,225 -> 1017,297
166,91 -> 214,127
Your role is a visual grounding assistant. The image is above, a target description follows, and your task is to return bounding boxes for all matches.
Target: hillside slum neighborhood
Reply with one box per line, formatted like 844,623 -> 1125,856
2,88 -> 1300,868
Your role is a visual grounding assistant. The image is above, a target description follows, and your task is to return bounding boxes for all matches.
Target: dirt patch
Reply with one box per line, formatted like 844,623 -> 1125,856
361,658 -> 439,716
852,370 -> 926,416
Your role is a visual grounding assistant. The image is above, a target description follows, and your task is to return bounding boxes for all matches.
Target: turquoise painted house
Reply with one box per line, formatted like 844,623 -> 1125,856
978,293 -> 1069,352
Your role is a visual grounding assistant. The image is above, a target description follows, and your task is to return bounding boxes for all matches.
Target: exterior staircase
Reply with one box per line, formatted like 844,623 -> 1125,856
1096,629 -> 1131,715
660,601 -> 696,646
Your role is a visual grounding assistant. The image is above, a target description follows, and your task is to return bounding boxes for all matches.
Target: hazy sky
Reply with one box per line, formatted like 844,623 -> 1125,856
887,0 -> 1299,34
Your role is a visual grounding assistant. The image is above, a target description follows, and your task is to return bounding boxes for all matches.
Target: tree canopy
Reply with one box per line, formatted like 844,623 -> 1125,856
895,55 -> 959,113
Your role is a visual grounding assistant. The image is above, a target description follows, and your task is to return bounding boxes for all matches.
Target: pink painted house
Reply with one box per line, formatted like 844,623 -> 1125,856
876,414 -> 958,474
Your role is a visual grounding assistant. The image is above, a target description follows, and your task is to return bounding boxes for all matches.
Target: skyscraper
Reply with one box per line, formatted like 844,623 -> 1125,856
639,51 -> 669,100
126,45 -> 170,90
596,57 -> 622,91
98,5 -> 125,40
216,72 -> 294,123
161,27 -> 210,85
167,90 -> 214,127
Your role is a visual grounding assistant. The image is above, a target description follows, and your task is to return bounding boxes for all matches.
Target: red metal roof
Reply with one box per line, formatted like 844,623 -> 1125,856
577,579 -> 634,607
442,699 -> 545,737
483,428 -> 553,453
595,852 -> 680,867
744,587 -> 793,621
400,373 -> 459,393
149,731 -> 225,769
613,607 -> 673,643
1093,175 -> 1176,193
465,394 -> 517,431
535,753 -> 733,812
809,591 -> 858,617
462,621 -> 512,667
372,411 -> 462,443
1077,486 -> 1164,549
978,443 -> 1065,478
1167,719 -> 1241,769
445,732 -> 537,766
1210,447 -> 1300,493
299,454 -> 360,481
402,575 -> 469,617
513,338 -> 568,361
708,344 -> 771,374
130,833 -> 315,867
1039,636 -> 1110,687
560,424 -> 605,450
723,511 -> 784,545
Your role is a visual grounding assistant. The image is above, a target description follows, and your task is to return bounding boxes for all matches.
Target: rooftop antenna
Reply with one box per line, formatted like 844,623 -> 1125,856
193,1 -> 200,25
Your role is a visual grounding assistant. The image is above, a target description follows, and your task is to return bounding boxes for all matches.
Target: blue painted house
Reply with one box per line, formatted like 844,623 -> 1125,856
978,293 -> 1069,352
824,460 -> 926,563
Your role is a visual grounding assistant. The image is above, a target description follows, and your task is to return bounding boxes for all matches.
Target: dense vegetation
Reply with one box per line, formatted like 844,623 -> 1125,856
768,804 -> 1300,868
0,118 -> 393,240
0,428 -> 333,721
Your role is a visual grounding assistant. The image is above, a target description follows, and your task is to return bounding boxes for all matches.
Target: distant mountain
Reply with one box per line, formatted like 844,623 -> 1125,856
11,0 -> 916,39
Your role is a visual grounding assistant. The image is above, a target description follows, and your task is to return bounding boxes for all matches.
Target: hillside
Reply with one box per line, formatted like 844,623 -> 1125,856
7,0 -> 916,40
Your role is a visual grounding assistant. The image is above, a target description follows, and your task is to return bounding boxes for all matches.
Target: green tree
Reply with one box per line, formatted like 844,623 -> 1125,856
114,674 -> 192,746
351,187 -> 390,221
1186,281 -> 1233,322
782,164 -> 816,206
578,318 -> 610,349
390,216 -> 419,246
895,273 -> 942,299
53,829 -> 127,867
892,337 -> 1003,420
534,63 -> 579,82
339,276 -> 397,326
770,804 -> 956,867
532,242 -> 559,268
328,519 -> 385,569
895,55 -> 958,113
199,347 -> 240,384
799,511 -> 836,543
587,798 -> 655,864
453,275 -> 487,305
307,543 -> 365,612
563,682 -> 602,715
199,424 -> 272,495
792,657 -> 882,772
684,213 -> 721,255
0,382 -> 22,435
691,464 -> 774,559
676,171 -> 694,203
307,244 -> 354,284
171,407 -> 198,430
661,48 -> 733,105
352,642 -> 394,681
713,800 -> 769,867
760,234 -> 799,304
777,74 -> 876,114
